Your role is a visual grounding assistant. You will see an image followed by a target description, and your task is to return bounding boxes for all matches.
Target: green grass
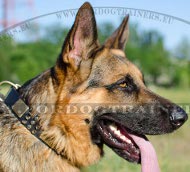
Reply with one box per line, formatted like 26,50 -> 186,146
149,86 -> 190,103
82,87 -> 190,172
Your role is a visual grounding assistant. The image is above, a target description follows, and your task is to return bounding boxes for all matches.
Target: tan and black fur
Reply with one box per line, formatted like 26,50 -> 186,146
0,2 -> 187,172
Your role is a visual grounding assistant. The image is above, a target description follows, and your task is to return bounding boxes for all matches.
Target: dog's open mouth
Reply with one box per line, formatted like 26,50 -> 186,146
96,118 -> 148,164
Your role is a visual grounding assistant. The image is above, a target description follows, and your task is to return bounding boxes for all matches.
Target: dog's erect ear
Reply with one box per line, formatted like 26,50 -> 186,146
60,2 -> 99,71
104,16 -> 129,50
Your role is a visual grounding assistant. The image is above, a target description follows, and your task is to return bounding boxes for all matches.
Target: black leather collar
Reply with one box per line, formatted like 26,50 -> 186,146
1,85 -> 61,156
4,87 -> 42,137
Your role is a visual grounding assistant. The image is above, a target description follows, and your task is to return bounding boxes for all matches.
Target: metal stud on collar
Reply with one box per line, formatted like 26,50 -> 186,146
0,82 -> 42,136
0,81 -> 59,155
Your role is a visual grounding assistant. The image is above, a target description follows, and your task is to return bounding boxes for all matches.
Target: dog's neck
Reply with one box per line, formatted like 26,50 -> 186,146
17,67 -> 100,168
19,69 -> 55,102
18,68 -> 71,160
18,68 -> 58,129
17,64 -> 84,129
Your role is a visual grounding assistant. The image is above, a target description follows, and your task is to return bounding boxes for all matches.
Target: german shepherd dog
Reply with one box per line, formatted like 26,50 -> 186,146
0,2 -> 188,172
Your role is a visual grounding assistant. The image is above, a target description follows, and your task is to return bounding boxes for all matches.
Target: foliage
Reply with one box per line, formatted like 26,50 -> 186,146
0,22 -> 189,88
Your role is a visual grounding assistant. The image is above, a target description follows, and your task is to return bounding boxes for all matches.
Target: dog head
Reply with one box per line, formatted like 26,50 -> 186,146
19,2 -> 188,168
51,2 -> 188,164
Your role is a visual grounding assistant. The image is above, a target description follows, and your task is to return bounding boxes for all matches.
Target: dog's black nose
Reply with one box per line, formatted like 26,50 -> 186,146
170,106 -> 188,128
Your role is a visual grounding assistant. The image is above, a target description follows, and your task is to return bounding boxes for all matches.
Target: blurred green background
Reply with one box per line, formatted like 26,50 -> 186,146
0,22 -> 190,88
0,22 -> 189,172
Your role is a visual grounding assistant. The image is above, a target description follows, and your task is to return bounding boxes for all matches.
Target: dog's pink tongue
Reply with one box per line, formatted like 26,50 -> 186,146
129,134 -> 160,172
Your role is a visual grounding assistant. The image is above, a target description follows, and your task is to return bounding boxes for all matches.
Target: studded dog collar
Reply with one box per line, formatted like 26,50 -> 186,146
0,82 -> 62,156
4,86 -> 42,137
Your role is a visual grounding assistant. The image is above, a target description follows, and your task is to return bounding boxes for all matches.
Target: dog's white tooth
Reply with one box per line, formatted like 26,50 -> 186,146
114,130 -> 120,136
118,130 -> 122,136
120,135 -> 132,144
120,135 -> 126,140
109,125 -> 117,131
109,125 -> 114,130
126,139 -> 132,144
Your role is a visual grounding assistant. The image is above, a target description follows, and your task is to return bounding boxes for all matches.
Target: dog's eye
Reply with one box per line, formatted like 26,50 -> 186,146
119,82 -> 128,88
105,75 -> 138,93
